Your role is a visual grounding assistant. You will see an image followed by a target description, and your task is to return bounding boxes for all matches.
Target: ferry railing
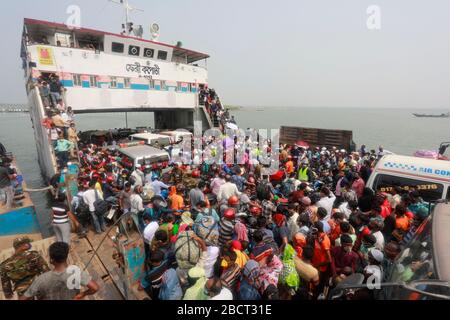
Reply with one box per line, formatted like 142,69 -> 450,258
30,86 -> 58,178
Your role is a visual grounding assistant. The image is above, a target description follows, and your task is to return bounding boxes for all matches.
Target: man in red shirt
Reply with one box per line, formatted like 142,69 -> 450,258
351,172 -> 365,198
331,234 -> 360,277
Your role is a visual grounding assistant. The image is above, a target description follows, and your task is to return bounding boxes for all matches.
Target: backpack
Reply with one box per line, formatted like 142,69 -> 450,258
174,231 -> 202,270
75,197 -> 90,220
194,212 -> 219,246
281,179 -> 296,198
256,181 -> 271,201
94,190 -> 109,216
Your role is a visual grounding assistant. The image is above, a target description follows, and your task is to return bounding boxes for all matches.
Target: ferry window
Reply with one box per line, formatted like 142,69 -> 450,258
73,74 -> 82,87
89,76 -> 98,88
374,174 -> 444,202
149,79 -> 155,89
144,48 -> 154,58
160,80 -> 167,90
111,42 -> 124,53
157,50 -> 168,60
110,77 -> 117,88
124,78 -> 131,88
177,82 -> 182,92
129,45 -> 140,56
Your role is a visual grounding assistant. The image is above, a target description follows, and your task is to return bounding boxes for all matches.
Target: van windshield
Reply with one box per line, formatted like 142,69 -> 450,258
374,174 -> 444,202
384,218 -> 437,299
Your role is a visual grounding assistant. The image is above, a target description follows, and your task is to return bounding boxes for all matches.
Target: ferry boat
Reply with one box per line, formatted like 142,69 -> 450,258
14,5 -> 222,300
21,13 -> 217,181
0,151 -> 42,252
413,112 -> 450,118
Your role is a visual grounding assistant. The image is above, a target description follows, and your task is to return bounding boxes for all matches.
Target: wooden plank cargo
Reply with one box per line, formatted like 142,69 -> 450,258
279,126 -> 356,151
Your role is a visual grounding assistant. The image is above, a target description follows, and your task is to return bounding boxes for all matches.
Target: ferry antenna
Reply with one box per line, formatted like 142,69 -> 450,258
108,0 -> 144,35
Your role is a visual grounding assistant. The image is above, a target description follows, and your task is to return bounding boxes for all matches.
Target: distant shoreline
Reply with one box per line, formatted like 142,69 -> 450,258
0,110 -> 29,113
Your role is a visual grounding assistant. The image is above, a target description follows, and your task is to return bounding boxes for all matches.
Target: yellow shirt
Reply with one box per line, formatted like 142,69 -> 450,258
95,182 -> 103,197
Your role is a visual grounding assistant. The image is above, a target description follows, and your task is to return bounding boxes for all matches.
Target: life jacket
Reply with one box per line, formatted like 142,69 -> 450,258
298,167 -> 309,182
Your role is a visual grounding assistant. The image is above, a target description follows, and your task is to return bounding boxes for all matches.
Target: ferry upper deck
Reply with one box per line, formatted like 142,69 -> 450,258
21,18 -> 211,115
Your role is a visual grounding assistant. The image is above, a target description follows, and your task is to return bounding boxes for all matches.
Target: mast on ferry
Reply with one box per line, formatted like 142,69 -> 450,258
109,0 -> 144,36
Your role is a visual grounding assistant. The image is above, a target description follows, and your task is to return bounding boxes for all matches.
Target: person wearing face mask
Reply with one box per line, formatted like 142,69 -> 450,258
331,234 -> 360,280
356,234 -> 377,271
139,250 -> 171,300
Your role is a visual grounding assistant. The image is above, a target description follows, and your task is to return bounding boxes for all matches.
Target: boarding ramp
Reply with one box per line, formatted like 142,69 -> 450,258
280,126 -> 356,151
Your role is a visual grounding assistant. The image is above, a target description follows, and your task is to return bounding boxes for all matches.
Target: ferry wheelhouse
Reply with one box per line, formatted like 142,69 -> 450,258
20,18 -> 215,180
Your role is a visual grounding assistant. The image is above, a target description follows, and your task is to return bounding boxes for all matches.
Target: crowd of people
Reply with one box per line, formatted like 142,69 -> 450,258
199,87 -> 235,128
28,128 -> 430,301
1,98 -> 435,300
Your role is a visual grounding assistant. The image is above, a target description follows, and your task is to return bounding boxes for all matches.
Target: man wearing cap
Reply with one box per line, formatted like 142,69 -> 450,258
331,234 -> 360,277
368,217 -> 385,250
364,248 -> 384,286
0,237 -> 49,299
131,167 -> 145,187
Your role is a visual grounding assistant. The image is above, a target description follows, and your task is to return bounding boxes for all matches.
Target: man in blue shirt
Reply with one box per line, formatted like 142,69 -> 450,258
317,207 -> 331,234
150,176 -> 169,197
54,134 -> 73,169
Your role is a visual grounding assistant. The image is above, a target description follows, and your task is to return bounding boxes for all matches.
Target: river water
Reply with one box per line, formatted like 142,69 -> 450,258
0,107 -> 449,236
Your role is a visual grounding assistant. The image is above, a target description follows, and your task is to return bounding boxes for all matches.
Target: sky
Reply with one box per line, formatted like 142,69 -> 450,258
1,0 -> 450,108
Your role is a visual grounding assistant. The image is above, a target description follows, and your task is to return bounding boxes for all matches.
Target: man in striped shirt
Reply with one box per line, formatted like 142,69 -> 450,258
51,193 -> 72,245
220,250 -> 241,294
219,208 -> 236,247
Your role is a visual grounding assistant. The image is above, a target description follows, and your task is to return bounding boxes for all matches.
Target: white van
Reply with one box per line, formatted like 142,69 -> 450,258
367,155 -> 450,202
118,144 -> 170,171
158,130 -> 193,144
129,133 -> 172,148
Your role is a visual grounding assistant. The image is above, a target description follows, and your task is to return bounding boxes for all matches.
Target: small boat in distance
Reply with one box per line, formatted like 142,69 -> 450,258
413,112 -> 450,118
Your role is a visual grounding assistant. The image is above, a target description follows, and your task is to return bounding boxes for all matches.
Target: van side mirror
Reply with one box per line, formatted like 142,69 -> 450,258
403,280 -> 450,300
330,275 -> 450,300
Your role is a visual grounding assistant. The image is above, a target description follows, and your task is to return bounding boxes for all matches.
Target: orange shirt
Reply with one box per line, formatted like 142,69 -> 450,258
312,233 -> 331,272
329,221 -> 341,244
169,194 -> 184,211
396,216 -> 410,232
285,160 -> 294,174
